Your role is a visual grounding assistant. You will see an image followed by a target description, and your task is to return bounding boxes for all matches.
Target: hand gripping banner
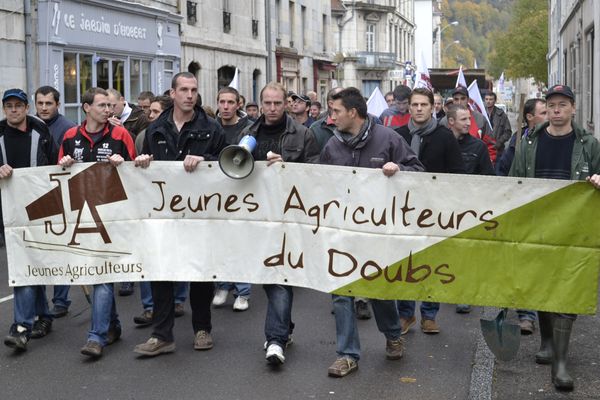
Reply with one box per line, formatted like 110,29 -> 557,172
2,161 -> 599,314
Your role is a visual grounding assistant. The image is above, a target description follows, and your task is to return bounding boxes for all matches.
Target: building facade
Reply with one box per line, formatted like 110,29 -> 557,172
331,0 -> 416,97
548,0 -> 599,137
2,0 -> 181,123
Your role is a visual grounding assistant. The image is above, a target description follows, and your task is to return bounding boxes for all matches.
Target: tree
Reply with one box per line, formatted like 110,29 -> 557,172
488,0 -> 548,84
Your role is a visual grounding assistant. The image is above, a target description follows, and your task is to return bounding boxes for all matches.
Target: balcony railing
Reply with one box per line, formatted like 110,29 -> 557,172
354,51 -> 396,69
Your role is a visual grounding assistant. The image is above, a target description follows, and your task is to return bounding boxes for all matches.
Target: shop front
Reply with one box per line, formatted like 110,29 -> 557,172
37,0 -> 181,123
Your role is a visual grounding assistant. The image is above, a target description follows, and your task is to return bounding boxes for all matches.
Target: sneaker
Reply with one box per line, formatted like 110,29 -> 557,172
118,282 -> 134,296
400,316 -> 416,335
328,357 -> 358,377
456,304 -> 472,314
519,319 -> 535,335
421,319 -> 440,334
355,300 -> 372,320
233,296 -> 249,311
133,310 -> 153,326
174,303 -> 185,318
106,323 -> 122,345
212,289 -> 229,306
193,330 -> 213,350
385,338 -> 405,360
50,305 -> 68,318
263,335 -> 293,350
80,340 -> 103,358
31,318 -> 52,339
4,325 -> 29,351
265,343 -> 285,365
133,337 -> 176,356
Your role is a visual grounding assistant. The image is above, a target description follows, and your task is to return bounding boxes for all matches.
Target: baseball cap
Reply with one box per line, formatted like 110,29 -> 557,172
2,88 -> 28,104
291,94 -> 311,105
545,84 -> 575,101
246,101 -> 258,108
451,87 -> 469,97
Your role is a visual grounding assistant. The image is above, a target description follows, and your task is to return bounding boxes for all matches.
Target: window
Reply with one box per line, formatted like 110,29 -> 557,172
366,24 -> 375,52
301,6 -> 307,48
223,0 -> 231,33
585,28 -> 594,127
322,14 -> 328,52
187,1 -> 197,25
276,0 -> 281,42
63,52 -> 151,123
289,1 -> 295,48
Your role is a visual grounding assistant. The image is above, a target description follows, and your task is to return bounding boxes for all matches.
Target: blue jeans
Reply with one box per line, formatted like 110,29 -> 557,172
333,295 -> 402,361
517,309 -> 537,321
397,300 -> 439,320
217,282 -> 251,298
13,285 -> 51,331
263,284 -> 294,347
140,281 -> 189,310
88,283 -> 120,346
52,285 -> 71,309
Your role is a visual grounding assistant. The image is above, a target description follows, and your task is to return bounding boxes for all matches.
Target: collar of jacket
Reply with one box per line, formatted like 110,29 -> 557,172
529,120 -> 589,141
247,113 -> 298,136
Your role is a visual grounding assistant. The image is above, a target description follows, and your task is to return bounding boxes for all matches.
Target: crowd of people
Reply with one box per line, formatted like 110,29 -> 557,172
1,74 -> 599,390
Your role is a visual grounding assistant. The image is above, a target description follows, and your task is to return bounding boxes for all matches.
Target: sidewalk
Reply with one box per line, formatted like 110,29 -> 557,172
489,295 -> 600,399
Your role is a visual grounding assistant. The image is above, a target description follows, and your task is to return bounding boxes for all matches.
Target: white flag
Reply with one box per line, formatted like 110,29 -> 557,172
456,65 -> 467,88
498,71 -> 505,93
467,80 -> 492,130
366,87 -> 388,118
228,68 -> 239,90
413,51 -> 433,91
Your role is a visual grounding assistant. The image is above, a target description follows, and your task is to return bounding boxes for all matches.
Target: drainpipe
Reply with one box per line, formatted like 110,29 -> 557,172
265,0 -> 272,82
24,0 -> 34,97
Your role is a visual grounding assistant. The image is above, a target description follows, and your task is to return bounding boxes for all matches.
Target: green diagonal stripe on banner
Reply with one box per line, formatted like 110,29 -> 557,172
333,182 -> 600,315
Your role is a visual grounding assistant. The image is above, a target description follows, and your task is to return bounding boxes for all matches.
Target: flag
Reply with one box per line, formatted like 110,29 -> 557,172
498,71 -> 505,93
467,80 -> 492,130
228,68 -> 239,90
474,59 -> 478,69
413,51 -> 433,91
455,65 -> 467,88
366,87 -> 388,118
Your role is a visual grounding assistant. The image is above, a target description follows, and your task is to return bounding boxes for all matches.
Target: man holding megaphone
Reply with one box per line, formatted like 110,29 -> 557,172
236,81 -> 320,366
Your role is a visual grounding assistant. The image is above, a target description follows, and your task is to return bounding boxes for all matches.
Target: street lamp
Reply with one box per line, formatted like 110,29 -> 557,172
443,40 -> 460,53
439,21 -> 459,36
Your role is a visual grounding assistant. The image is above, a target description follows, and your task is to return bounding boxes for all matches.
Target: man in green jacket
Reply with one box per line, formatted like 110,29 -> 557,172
509,84 -> 600,391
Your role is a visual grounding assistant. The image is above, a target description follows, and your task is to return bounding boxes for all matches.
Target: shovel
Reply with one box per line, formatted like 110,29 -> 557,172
480,308 -> 520,361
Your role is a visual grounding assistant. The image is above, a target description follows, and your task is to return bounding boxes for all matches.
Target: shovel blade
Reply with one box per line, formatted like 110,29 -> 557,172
480,311 -> 521,361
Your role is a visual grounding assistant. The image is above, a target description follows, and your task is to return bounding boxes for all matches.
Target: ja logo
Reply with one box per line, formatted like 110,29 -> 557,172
25,163 -> 128,246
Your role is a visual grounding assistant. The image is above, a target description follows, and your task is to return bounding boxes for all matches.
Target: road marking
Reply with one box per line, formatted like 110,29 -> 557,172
0,294 -> 14,303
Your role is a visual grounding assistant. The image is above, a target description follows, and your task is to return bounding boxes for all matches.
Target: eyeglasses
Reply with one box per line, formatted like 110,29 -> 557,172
3,103 -> 26,110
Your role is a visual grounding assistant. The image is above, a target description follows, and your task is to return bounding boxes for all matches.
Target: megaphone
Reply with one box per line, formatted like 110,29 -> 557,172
218,135 -> 257,179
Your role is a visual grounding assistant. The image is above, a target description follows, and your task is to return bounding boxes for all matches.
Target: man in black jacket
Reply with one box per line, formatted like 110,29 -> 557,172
240,82 -> 320,366
133,72 -> 226,357
321,87 -> 424,378
1,88 -> 57,351
394,88 -> 465,335
448,104 -> 495,176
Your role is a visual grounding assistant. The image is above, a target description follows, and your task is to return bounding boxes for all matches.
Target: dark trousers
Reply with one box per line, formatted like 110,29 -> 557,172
151,281 -> 214,342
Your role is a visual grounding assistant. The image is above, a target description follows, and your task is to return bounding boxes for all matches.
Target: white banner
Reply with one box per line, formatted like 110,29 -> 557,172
0,161 -> 572,289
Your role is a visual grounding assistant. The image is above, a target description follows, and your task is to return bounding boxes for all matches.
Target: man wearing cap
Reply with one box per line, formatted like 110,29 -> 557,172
291,93 -> 315,128
246,101 -> 260,122
440,87 -> 497,164
510,84 -> 600,391
1,88 -> 57,351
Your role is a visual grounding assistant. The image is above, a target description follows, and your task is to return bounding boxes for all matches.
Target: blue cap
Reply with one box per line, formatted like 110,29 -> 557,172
2,88 -> 28,105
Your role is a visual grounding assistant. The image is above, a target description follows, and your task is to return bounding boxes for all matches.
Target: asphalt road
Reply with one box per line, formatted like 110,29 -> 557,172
0,248 -> 482,400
